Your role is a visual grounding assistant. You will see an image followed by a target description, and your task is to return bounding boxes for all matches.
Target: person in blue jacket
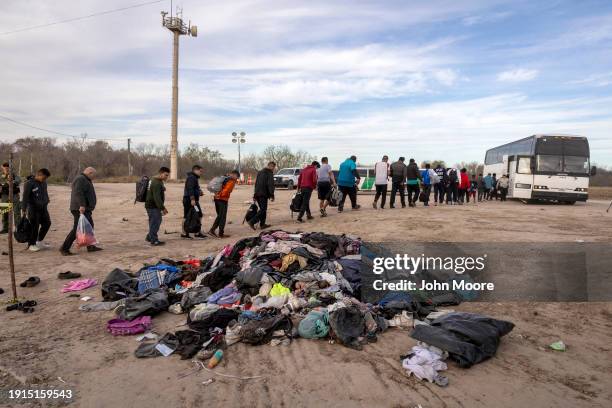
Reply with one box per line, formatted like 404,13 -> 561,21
337,156 -> 361,212
483,173 -> 493,200
420,163 -> 434,206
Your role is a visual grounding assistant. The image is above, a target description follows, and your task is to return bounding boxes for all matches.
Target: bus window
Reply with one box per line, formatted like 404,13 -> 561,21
564,156 -> 589,174
537,155 -> 563,172
517,157 -> 532,174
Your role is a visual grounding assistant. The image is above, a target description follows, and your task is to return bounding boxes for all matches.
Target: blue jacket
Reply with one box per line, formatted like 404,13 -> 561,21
484,175 -> 493,189
337,159 -> 358,187
183,172 -> 202,200
421,169 -> 431,185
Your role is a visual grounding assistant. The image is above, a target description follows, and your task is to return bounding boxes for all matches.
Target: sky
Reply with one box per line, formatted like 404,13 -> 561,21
1,0 -> 611,167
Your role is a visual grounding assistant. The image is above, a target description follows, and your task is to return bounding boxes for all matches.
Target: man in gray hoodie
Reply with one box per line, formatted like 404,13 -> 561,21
60,167 -> 102,255
389,157 -> 407,208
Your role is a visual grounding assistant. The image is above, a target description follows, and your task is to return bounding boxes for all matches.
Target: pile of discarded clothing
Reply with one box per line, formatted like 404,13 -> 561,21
83,230 -> 513,384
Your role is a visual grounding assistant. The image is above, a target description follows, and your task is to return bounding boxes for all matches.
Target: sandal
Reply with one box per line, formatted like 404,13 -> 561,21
58,271 -> 82,280
19,277 -> 40,288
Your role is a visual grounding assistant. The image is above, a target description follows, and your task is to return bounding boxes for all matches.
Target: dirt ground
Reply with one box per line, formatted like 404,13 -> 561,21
1,183 -> 611,408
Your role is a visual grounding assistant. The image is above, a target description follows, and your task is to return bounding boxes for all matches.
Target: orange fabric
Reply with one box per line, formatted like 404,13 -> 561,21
214,178 -> 236,201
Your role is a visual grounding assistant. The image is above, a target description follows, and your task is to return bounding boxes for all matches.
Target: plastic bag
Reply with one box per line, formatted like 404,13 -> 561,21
76,214 -> 98,248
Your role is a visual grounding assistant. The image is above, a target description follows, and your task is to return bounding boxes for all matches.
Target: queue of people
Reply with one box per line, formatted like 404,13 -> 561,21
2,157 -> 512,255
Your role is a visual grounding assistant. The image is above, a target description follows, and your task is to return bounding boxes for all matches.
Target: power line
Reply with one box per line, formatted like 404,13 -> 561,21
0,113 -> 122,141
0,0 -> 167,36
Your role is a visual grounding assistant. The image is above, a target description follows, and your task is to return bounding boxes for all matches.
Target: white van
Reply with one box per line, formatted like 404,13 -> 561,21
273,167 -> 300,189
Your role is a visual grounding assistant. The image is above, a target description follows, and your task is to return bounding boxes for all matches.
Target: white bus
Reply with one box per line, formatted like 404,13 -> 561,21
483,134 -> 596,204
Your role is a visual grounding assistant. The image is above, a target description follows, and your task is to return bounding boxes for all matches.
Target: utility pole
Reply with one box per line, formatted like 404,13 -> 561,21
7,152 -> 17,301
127,138 -> 132,176
161,8 -> 197,180
232,132 -> 246,177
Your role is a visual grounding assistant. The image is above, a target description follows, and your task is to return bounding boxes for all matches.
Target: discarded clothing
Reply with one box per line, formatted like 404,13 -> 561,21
269,283 -> 291,297
107,316 -> 152,336
410,312 -> 514,368
188,308 -> 239,333
199,262 -> 240,292
116,289 -> 169,321
180,286 -> 212,310
207,285 -> 242,305
101,268 -> 138,301
298,310 -> 329,339
137,265 -> 181,294
329,305 -> 365,349
280,253 -> 308,272
79,300 -> 123,312
61,279 -> 97,293
402,343 -> 448,386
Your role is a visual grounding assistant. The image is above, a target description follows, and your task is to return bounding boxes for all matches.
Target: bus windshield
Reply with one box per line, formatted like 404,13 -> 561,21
564,156 -> 589,173
536,155 -> 589,174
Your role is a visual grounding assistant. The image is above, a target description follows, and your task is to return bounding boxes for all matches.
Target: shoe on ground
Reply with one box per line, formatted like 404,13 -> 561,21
296,218 -> 304,223
145,236 -> 151,243
87,246 -> 103,252
208,229 -> 218,237
151,241 -> 165,246
28,245 -> 41,252
180,234 -> 193,239
19,277 -> 40,287
58,271 -> 82,279
36,241 -> 51,249
307,215 -> 314,220
352,205 -> 361,210
194,233 -> 207,239
60,249 -> 75,256
372,201 -> 377,209
248,221 -> 257,230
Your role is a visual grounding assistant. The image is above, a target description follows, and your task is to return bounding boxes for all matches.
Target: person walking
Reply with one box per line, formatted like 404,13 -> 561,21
21,168 -> 51,252
420,163 -> 435,207
446,167 -> 459,205
406,158 -> 422,207
182,165 -> 206,239
433,164 -> 446,205
316,157 -> 335,217
249,161 -> 276,230
60,167 -> 102,256
469,174 -> 478,204
209,170 -> 239,238
373,155 -> 390,209
497,174 -> 510,201
337,156 -> 361,212
483,173 -> 493,200
145,167 -> 170,246
477,173 -> 485,202
491,173 -> 498,200
458,168 -> 469,204
389,157 -> 407,208
296,161 -> 319,222
0,162 -> 21,234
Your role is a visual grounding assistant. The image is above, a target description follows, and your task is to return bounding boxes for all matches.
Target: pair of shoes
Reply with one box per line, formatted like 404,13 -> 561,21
372,201 -> 377,209
59,249 -> 75,256
19,277 -> 40,287
28,245 -> 41,252
180,234 -> 193,239
6,300 -> 37,313
87,246 -> 103,253
208,229 -> 218,237
150,241 -> 165,246
260,224 -> 272,229
58,271 -> 82,279
194,233 -> 207,239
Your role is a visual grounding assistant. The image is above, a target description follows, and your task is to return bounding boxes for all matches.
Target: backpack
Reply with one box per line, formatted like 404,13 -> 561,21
14,217 -> 31,243
207,176 -> 228,193
183,207 -> 202,234
327,185 -> 342,207
289,191 -> 303,218
243,202 -> 259,224
134,176 -> 150,204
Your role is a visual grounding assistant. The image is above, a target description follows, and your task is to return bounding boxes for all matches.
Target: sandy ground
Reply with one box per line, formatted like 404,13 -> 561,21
0,183 -> 611,408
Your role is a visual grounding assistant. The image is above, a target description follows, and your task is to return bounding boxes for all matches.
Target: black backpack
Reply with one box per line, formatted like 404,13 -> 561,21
290,191 -> 303,218
134,176 -> 150,204
183,207 -> 202,234
243,202 -> 259,224
14,217 -> 31,243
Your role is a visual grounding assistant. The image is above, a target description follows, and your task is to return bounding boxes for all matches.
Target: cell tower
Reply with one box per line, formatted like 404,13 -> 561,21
161,6 -> 198,180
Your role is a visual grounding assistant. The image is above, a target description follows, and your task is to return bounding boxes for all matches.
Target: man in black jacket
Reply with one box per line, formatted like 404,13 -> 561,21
21,168 -> 51,252
406,158 -> 422,207
182,165 -> 206,239
249,161 -> 276,230
389,157 -> 407,208
60,167 -> 102,255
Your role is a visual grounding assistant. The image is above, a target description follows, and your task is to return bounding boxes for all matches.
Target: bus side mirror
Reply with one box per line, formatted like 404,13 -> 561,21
590,166 -> 597,176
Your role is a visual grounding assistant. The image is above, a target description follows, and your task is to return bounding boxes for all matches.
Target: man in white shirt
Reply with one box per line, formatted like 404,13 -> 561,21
316,157 -> 335,217
372,155 -> 390,209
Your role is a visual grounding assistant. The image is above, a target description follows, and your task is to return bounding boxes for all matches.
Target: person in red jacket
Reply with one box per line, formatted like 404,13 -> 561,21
458,168 -> 470,205
209,170 -> 239,238
297,161 -> 320,222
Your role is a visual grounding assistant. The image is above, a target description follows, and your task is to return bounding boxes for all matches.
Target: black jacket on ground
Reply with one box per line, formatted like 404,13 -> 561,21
69,174 -> 97,212
22,178 -> 49,209
254,168 -> 275,200
183,172 -> 202,200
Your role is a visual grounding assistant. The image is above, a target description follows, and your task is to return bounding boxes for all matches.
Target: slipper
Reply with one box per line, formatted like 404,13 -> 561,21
19,277 -> 40,288
58,271 -> 82,280
6,303 -> 22,311
23,300 -> 37,308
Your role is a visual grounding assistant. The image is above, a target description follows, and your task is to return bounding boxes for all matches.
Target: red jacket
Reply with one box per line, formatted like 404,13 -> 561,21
298,165 -> 318,189
459,172 -> 470,189
214,178 -> 236,201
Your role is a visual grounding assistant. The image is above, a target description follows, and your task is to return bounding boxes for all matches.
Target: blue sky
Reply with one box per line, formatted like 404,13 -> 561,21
1,0 -> 611,167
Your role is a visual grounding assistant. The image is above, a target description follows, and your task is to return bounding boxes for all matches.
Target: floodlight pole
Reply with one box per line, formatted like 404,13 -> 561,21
162,10 -> 197,180
232,131 -> 246,176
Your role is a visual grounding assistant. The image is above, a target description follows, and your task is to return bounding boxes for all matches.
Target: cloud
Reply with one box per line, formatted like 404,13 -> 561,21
497,68 -> 539,82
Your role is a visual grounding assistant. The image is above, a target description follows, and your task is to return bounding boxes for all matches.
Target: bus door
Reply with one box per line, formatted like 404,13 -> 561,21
508,155 -> 516,197
513,155 -> 533,199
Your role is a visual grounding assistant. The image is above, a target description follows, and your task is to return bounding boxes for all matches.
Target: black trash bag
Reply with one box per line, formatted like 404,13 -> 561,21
329,306 -> 365,349
188,308 -> 239,333
117,289 -> 169,321
183,207 -> 202,234
101,268 -> 139,301
181,286 -> 212,310
410,312 -> 514,368
241,314 -> 293,345
14,217 -> 31,243
200,261 -> 240,292
243,203 -> 258,225
289,191 -> 303,217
